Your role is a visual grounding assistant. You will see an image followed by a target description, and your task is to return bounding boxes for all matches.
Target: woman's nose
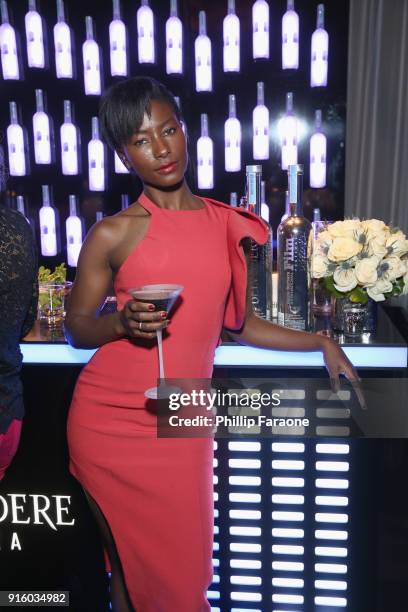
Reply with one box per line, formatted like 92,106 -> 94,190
152,136 -> 169,158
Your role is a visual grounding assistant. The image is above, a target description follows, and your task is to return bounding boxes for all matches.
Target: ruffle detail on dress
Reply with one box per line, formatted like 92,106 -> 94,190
203,198 -> 269,331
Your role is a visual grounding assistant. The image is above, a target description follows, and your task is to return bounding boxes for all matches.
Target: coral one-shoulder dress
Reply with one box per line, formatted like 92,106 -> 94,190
67,192 -> 268,611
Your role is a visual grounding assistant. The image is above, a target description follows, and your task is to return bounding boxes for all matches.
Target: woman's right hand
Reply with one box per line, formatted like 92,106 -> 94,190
117,300 -> 169,339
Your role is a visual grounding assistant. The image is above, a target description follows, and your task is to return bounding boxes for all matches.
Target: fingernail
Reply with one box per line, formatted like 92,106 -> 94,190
161,311 -> 167,318
148,304 -> 155,311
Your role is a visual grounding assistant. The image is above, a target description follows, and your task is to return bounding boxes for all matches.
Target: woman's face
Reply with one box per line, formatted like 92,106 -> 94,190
119,99 -> 187,188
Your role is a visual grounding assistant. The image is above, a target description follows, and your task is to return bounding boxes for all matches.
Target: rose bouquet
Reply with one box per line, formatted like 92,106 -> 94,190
311,219 -> 408,303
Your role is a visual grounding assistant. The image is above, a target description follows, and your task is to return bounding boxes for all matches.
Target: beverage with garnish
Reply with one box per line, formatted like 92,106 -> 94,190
128,284 -> 183,399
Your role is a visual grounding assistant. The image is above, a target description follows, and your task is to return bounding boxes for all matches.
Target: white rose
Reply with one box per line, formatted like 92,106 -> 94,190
379,256 -> 406,281
372,278 -> 393,294
385,234 -> 408,257
354,257 -> 378,286
368,235 -> 388,258
311,254 -> 330,278
361,219 -> 386,238
327,219 -> 362,238
366,283 -> 386,302
333,268 -> 358,292
327,237 -> 363,262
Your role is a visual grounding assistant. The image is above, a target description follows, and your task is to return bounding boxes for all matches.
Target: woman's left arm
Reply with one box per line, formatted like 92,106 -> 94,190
226,243 -> 361,392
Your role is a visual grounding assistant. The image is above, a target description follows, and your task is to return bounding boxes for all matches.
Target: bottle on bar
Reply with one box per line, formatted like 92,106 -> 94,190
60,100 -> 78,175
166,0 -> 183,75
39,185 -> 58,257
25,0 -> 45,69
137,0 -> 155,64
245,165 -> 272,320
66,195 -> 83,267
33,89 -> 52,165
0,0 -> 20,79
88,117 -> 105,191
54,0 -> 73,79
110,0 -> 128,77
7,101 -> 27,176
197,113 -> 214,189
82,16 -> 101,95
195,10 -> 212,92
277,164 -> 312,330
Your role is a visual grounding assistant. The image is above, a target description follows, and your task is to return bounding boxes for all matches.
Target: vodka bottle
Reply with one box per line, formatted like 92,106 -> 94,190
282,0 -> 299,69
39,185 -> 58,256
253,81 -> 269,160
114,150 -> 129,174
60,100 -> 78,175
197,113 -> 214,190
223,0 -> 240,73
245,165 -> 272,320
281,92 -> 298,170
25,0 -> 45,68
277,164 -> 312,330
309,109 -> 327,188
7,102 -> 26,176
54,0 -> 73,78
66,195 -> 83,267
166,0 -> 182,74
195,11 -> 212,92
88,117 -> 105,191
230,192 -> 238,207
311,4 -> 328,87
282,0 -> 299,70
33,89 -> 51,164
82,16 -> 101,95
137,0 -> 155,64
0,1 -> 19,79
110,0 -> 128,76
252,0 -> 269,60
121,193 -> 129,210
225,94 -> 241,172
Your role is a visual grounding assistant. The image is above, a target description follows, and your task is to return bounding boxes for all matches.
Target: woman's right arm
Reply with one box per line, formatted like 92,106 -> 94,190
64,220 -> 168,349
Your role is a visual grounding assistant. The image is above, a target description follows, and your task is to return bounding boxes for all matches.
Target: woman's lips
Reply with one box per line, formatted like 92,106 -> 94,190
156,161 -> 178,174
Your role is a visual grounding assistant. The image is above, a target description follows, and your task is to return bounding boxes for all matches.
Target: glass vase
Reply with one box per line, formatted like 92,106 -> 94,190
331,296 -> 377,336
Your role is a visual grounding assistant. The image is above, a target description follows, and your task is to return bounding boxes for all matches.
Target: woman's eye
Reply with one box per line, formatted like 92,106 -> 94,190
164,127 -> 176,136
134,139 -> 147,147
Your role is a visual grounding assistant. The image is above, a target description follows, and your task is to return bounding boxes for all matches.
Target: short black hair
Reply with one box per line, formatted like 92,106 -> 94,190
99,77 -> 182,151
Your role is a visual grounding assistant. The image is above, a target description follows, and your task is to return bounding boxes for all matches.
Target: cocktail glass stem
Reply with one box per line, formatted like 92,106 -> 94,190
157,328 -> 165,382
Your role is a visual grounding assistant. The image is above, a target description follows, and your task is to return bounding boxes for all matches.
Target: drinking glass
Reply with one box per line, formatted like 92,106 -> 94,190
128,284 -> 183,399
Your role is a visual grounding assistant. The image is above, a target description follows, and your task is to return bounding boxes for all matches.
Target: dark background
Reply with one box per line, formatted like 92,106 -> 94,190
0,0 -> 348,280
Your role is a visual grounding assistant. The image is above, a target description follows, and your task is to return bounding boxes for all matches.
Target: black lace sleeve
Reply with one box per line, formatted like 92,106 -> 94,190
0,207 -> 38,433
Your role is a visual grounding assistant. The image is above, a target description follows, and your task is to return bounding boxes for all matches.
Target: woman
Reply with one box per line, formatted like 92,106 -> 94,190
65,77 -> 358,612
0,202 -> 38,482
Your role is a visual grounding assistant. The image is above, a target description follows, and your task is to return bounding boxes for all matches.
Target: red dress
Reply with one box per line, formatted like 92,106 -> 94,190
67,192 -> 268,611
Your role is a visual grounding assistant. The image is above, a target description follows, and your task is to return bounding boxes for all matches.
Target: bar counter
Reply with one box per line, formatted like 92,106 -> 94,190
21,305 -> 408,369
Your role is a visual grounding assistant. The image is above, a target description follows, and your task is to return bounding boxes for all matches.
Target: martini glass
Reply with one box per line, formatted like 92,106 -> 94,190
128,284 -> 183,399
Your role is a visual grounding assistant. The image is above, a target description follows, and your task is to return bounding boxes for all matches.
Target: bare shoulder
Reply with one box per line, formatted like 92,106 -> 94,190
89,202 -> 148,250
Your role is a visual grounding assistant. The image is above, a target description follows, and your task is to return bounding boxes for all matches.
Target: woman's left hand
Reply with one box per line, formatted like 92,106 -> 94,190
321,337 -> 366,409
